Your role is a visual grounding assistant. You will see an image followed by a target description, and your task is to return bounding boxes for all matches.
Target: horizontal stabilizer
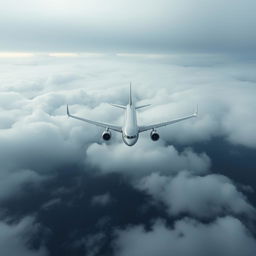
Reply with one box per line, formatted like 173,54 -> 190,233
109,103 -> 126,109
136,104 -> 151,109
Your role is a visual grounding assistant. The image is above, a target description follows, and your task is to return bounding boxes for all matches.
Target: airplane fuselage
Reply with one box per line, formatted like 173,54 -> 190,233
122,104 -> 139,146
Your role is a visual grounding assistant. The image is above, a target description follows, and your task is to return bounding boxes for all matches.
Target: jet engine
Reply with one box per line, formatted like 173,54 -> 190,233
102,130 -> 111,141
150,130 -> 160,141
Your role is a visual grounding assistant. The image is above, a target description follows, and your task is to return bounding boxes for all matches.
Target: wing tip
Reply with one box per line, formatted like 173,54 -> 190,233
67,104 -> 70,117
193,104 -> 198,117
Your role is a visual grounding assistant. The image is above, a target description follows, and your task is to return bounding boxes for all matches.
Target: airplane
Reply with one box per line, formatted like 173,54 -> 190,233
67,84 -> 198,146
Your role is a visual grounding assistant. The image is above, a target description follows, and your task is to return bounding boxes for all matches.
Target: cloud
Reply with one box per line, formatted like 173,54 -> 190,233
0,54 -> 256,256
86,141 -> 210,176
0,56 -> 255,183
0,169 -> 43,202
0,54 -> 255,202
114,217 -> 256,256
137,171 -> 255,218
0,217 -> 48,256
132,60 -> 256,148
0,119 -> 82,172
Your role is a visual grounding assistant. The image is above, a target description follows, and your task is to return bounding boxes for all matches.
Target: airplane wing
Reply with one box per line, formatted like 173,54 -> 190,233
139,107 -> 198,133
67,105 -> 122,133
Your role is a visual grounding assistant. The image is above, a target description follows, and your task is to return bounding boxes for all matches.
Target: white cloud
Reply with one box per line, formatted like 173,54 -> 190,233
0,120 -> 82,172
0,54 -> 255,225
86,141 -> 210,176
0,55 -> 255,192
114,217 -> 256,256
137,171 -> 255,218
0,51 -> 255,256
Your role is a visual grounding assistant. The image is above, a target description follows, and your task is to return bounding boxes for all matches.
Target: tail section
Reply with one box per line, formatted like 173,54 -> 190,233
129,82 -> 132,106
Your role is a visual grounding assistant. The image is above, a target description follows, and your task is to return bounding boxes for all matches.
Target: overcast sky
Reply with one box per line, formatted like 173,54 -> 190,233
0,0 -> 256,54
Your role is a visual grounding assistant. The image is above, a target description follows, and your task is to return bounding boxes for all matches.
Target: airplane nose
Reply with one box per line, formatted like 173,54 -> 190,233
127,138 -> 137,146
126,140 -> 133,146
122,133 -> 138,146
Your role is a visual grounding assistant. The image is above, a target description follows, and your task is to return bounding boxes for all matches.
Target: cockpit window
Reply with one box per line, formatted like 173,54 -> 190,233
125,135 -> 137,139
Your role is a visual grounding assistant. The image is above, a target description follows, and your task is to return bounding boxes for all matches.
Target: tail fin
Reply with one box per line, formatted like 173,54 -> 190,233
129,83 -> 132,106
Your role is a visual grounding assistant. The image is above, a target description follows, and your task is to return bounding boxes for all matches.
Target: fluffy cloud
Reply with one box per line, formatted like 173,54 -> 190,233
0,217 -> 47,256
0,58 -> 255,177
0,119 -> 82,172
0,54 -> 256,255
137,171 -> 255,218
0,54 -> 255,201
86,141 -> 210,176
114,217 -> 256,256
133,60 -> 256,148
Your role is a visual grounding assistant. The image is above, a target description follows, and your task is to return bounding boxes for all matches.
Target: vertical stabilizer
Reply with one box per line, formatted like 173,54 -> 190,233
129,82 -> 132,106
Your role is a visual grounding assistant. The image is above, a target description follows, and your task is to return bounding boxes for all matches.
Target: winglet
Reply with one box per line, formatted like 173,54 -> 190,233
194,104 -> 198,117
67,104 -> 70,117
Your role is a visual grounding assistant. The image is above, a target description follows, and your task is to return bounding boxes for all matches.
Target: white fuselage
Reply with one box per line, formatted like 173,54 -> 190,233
122,104 -> 139,146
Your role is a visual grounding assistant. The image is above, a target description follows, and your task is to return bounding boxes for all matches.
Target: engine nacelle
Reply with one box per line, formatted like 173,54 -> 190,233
102,130 -> 112,141
150,130 -> 160,141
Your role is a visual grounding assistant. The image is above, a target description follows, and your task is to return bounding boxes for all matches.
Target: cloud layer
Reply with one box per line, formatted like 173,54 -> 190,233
86,141 -> 210,176
138,171 -> 255,218
0,217 -> 47,256
0,54 -> 256,255
114,217 -> 256,256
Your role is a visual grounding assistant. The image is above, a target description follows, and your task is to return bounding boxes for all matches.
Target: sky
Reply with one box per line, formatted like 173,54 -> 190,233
0,1 -> 256,256
1,0 -> 256,54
